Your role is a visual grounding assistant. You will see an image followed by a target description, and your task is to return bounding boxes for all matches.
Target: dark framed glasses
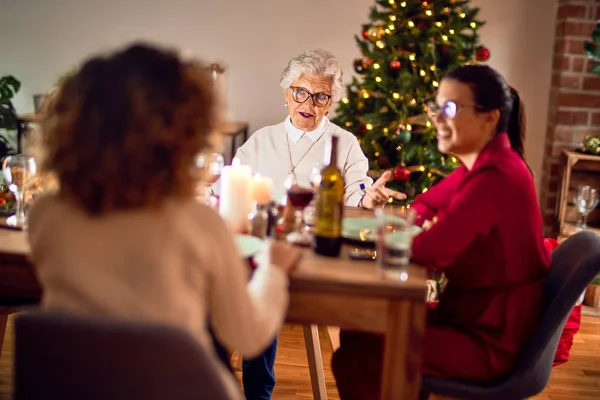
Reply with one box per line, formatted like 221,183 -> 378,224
290,86 -> 332,107
426,100 -> 478,120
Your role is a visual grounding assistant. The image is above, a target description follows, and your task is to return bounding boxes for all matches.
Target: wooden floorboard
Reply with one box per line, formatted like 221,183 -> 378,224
0,313 -> 598,399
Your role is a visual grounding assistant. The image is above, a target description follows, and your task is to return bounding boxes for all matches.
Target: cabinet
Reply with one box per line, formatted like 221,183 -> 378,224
556,150 -> 600,242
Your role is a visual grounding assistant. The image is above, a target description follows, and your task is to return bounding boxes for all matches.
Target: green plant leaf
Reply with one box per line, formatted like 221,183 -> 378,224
593,22 -> 600,44
0,75 -> 21,101
585,41 -> 600,61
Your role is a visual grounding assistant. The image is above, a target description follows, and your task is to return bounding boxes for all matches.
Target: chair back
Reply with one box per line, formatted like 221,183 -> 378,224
422,231 -> 600,399
501,231 -> 600,396
14,311 -> 240,400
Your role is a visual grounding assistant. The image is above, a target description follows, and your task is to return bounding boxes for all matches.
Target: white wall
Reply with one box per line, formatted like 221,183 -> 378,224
473,0 -> 558,191
0,0 -> 556,189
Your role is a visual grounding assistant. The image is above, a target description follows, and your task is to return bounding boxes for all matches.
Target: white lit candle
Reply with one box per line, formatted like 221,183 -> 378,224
250,174 -> 273,206
219,158 -> 252,232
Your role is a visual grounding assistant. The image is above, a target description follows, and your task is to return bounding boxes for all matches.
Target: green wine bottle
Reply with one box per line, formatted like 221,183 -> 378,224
313,135 -> 344,257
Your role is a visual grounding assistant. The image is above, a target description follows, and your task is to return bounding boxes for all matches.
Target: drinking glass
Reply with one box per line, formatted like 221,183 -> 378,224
303,162 -> 322,227
1,154 -> 37,228
574,185 -> 599,229
375,205 -> 417,278
196,152 -> 224,209
284,173 -> 315,245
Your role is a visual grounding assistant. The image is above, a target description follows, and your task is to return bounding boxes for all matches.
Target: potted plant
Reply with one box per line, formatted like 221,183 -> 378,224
0,75 -> 21,158
584,21 -> 600,75
584,274 -> 600,309
0,75 -> 20,215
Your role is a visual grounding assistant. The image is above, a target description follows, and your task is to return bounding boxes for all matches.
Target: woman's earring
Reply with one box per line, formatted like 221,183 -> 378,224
284,101 -> 289,108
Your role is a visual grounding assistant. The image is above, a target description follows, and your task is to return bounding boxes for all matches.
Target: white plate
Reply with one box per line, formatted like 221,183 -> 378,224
271,193 -> 287,205
235,234 -> 264,259
342,217 -> 422,243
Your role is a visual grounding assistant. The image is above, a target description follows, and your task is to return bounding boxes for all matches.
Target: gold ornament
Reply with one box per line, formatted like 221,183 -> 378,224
367,26 -> 383,41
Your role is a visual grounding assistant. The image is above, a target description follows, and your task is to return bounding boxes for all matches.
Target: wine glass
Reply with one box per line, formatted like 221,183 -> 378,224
284,173 -> 315,245
196,152 -> 224,209
303,162 -> 322,227
1,154 -> 37,228
574,185 -> 599,229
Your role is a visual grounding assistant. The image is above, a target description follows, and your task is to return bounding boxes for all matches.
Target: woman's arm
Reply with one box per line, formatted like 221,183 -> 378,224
193,207 -> 290,358
411,166 -> 466,226
411,168 -> 504,270
342,137 -> 373,206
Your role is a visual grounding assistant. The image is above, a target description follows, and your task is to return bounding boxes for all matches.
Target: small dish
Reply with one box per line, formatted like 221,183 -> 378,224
235,234 -> 264,259
342,217 -> 422,243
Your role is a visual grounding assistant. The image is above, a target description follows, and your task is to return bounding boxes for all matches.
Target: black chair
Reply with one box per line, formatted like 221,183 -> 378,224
14,311 -> 241,400
421,230 -> 600,400
0,298 -> 39,357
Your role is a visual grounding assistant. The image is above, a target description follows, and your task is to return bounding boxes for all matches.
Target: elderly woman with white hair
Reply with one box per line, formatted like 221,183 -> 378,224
234,48 -> 405,209
227,49 -> 405,400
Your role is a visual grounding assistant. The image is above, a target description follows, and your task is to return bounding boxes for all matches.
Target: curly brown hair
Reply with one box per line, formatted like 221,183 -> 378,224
41,43 -> 218,215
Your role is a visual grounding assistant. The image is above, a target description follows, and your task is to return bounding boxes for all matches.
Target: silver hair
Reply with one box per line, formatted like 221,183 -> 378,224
279,49 -> 344,102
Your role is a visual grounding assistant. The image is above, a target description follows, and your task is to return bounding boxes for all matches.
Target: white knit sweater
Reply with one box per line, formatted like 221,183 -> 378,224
234,117 -> 373,206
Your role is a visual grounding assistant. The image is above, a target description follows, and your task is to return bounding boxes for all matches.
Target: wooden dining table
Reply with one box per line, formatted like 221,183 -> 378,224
0,206 -> 427,400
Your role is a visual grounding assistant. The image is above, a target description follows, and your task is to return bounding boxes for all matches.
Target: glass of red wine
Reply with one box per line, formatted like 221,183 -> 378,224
284,173 -> 315,245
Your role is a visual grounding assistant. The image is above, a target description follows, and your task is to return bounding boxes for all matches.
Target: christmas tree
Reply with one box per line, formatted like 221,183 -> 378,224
332,0 -> 490,203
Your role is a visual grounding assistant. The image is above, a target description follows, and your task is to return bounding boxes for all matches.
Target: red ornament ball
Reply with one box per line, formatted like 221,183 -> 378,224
389,59 -> 401,70
364,58 -> 374,66
393,166 -> 411,182
361,30 -> 369,40
476,46 -> 491,62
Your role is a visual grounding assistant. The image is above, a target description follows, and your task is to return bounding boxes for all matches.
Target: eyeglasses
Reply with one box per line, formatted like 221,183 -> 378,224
426,100 -> 479,120
290,86 -> 332,107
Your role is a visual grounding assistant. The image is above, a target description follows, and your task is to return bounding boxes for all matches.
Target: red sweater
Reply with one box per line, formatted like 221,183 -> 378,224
411,133 -> 550,376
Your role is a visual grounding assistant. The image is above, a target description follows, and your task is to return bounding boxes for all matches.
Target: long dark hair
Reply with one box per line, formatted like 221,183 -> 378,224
445,64 -> 527,165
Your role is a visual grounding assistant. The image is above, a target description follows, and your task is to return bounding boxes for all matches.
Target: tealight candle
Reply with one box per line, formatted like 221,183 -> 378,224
250,174 -> 274,205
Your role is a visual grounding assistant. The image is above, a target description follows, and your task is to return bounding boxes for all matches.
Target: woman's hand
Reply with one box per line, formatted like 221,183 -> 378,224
422,217 -> 438,231
360,171 -> 406,209
259,240 -> 303,274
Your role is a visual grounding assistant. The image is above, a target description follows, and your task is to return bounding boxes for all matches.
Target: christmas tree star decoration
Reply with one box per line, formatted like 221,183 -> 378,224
332,0 -> 489,203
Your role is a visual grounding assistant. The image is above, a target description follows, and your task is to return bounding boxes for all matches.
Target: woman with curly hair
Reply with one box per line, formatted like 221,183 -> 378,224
27,43 -> 300,397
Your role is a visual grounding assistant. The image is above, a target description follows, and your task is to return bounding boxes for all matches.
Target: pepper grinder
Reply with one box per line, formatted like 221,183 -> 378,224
249,202 -> 269,239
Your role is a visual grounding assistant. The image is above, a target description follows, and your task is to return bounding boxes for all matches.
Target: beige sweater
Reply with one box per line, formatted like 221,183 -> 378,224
28,195 -> 289,361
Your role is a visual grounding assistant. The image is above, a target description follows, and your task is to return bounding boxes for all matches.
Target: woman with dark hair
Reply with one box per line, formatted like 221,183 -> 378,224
331,64 -> 550,399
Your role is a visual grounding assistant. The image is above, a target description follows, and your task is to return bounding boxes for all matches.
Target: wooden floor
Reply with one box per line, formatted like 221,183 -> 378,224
0,314 -> 598,399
